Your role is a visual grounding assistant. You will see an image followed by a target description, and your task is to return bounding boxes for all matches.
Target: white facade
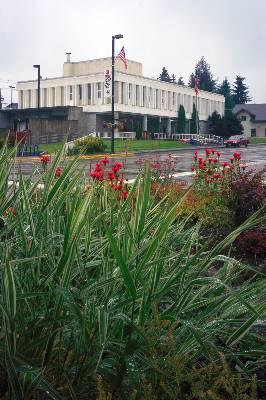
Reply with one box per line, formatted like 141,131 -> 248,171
17,57 -> 224,123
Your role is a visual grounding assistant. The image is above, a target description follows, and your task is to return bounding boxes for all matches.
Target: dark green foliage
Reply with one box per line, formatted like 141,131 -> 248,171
177,104 -> 186,133
208,111 -> 224,136
190,103 -> 198,134
218,78 -> 235,110
232,75 -> 252,104
188,57 -> 217,92
223,109 -> 244,137
159,67 -> 171,82
177,76 -> 185,85
208,110 -> 243,138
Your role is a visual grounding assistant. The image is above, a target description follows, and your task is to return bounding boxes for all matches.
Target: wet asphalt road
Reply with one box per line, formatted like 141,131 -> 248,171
10,145 -> 266,184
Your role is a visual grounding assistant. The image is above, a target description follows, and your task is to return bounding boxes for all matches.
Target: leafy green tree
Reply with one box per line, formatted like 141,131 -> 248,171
159,67 -> 171,82
232,75 -> 252,104
188,57 -> 217,92
190,103 -> 198,134
217,78 -> 234,110
177,76 -> 185,85
177,105 -> 186,134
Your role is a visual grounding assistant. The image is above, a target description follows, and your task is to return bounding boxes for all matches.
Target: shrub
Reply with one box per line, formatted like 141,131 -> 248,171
70,136 -> 105,154
234,229 -> 266,261
226,167 -> 266,225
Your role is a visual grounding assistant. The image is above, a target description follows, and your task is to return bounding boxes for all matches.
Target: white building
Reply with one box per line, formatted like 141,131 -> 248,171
17,55 -> 225,137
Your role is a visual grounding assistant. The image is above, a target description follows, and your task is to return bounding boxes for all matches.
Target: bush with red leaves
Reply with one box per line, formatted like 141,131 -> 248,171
226,167 -> 266,225
234,229 -> 266,260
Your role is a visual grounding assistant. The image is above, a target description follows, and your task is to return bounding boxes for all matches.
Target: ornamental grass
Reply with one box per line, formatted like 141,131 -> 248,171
0,143 -> 265,399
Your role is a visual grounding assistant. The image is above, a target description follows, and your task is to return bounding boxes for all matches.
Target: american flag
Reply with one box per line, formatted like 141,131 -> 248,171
194,78 -> 199,95
117,46 -> 127,70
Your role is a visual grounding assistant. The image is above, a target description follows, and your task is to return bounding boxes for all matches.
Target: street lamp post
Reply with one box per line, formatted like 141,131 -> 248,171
33,65 -> 41,115
9,86 -> 15,108
33,65 -> 41,145
111,34 -> 123,153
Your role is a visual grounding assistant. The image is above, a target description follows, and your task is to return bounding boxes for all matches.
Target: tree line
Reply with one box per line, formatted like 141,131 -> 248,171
159,57 -> 251,137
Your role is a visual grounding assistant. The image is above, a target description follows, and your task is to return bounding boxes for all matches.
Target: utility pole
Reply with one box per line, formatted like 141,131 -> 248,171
111,34 -> 123,153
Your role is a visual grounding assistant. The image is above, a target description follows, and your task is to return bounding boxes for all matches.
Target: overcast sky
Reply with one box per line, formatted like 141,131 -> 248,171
0,0 -> 265,104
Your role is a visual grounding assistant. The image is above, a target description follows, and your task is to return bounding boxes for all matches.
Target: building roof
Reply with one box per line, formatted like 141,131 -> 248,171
233,103 -> 266,121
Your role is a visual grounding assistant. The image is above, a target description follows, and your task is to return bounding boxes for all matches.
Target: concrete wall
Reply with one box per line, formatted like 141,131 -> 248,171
63,57 -> 142,77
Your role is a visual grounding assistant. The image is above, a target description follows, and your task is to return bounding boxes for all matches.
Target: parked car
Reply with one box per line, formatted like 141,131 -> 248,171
224,135 -> 249,148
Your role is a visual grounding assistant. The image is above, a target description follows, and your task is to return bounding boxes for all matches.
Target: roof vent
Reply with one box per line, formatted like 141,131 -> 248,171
66,52 -> 71,63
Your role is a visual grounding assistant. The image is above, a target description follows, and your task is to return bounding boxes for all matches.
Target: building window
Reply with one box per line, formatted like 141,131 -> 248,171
172,92 -> 175,107
128,83 -> 132,101
143,86 -> 146,107
251,128 -> 256,137
69,85 -> 73,101
121,82 -> 124,104
78,85 -> 82,101
87,83 -> 92,103
148,87 -> 152,108
241,115 -> 247,121
161,90 -> 164,106
136,85 -> 139,105
97,82 -> 102,99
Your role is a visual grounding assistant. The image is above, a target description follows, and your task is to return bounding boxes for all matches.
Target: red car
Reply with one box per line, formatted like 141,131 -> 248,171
224,135 -> 249,148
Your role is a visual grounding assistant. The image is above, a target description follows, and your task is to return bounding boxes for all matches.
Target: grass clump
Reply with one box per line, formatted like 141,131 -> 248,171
0,143 -> 265,399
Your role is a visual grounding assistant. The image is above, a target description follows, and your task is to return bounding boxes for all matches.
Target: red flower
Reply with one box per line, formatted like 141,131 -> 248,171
55,167 -> 62,177
216,152 -> 221,157
90,171 -> 103,180
191,167 -> 196,171
208,158 -> 213,163
198,157 -> 204,164
108,171 -> 115,180
40,154 -> 51,164
230,157 -> 234,163
222,161 -> 230,167
211,149 -> 216,154
113,161 -> 123,169
199,164 -> 205,170
213,159 -> 218,164
205,148 -> 211,156
121,191 -> 128,200
233,152 -> 241,160
213,173 -> 221,180
101,157 -> 110,165
194,151 -> 198,156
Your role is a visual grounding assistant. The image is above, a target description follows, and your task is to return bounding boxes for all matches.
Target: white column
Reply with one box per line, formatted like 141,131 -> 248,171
142,115 -> 148,131
83,84 -> 88,106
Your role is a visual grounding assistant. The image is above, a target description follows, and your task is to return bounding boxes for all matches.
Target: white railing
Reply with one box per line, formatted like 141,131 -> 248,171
153,133 -> 223,145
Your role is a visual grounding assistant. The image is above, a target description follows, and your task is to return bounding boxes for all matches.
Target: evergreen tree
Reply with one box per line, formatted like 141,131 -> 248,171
232,75 -> 252,104
223,110 -> 244,137
188,57 -> 217,92
190,103 -> 198,134
177,76 -> 185,85
217,78 -> 234,110
208,110 -> 243,138
177,105 -> 186,134
208,111 -> 223,136
159,67 -> 171,82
